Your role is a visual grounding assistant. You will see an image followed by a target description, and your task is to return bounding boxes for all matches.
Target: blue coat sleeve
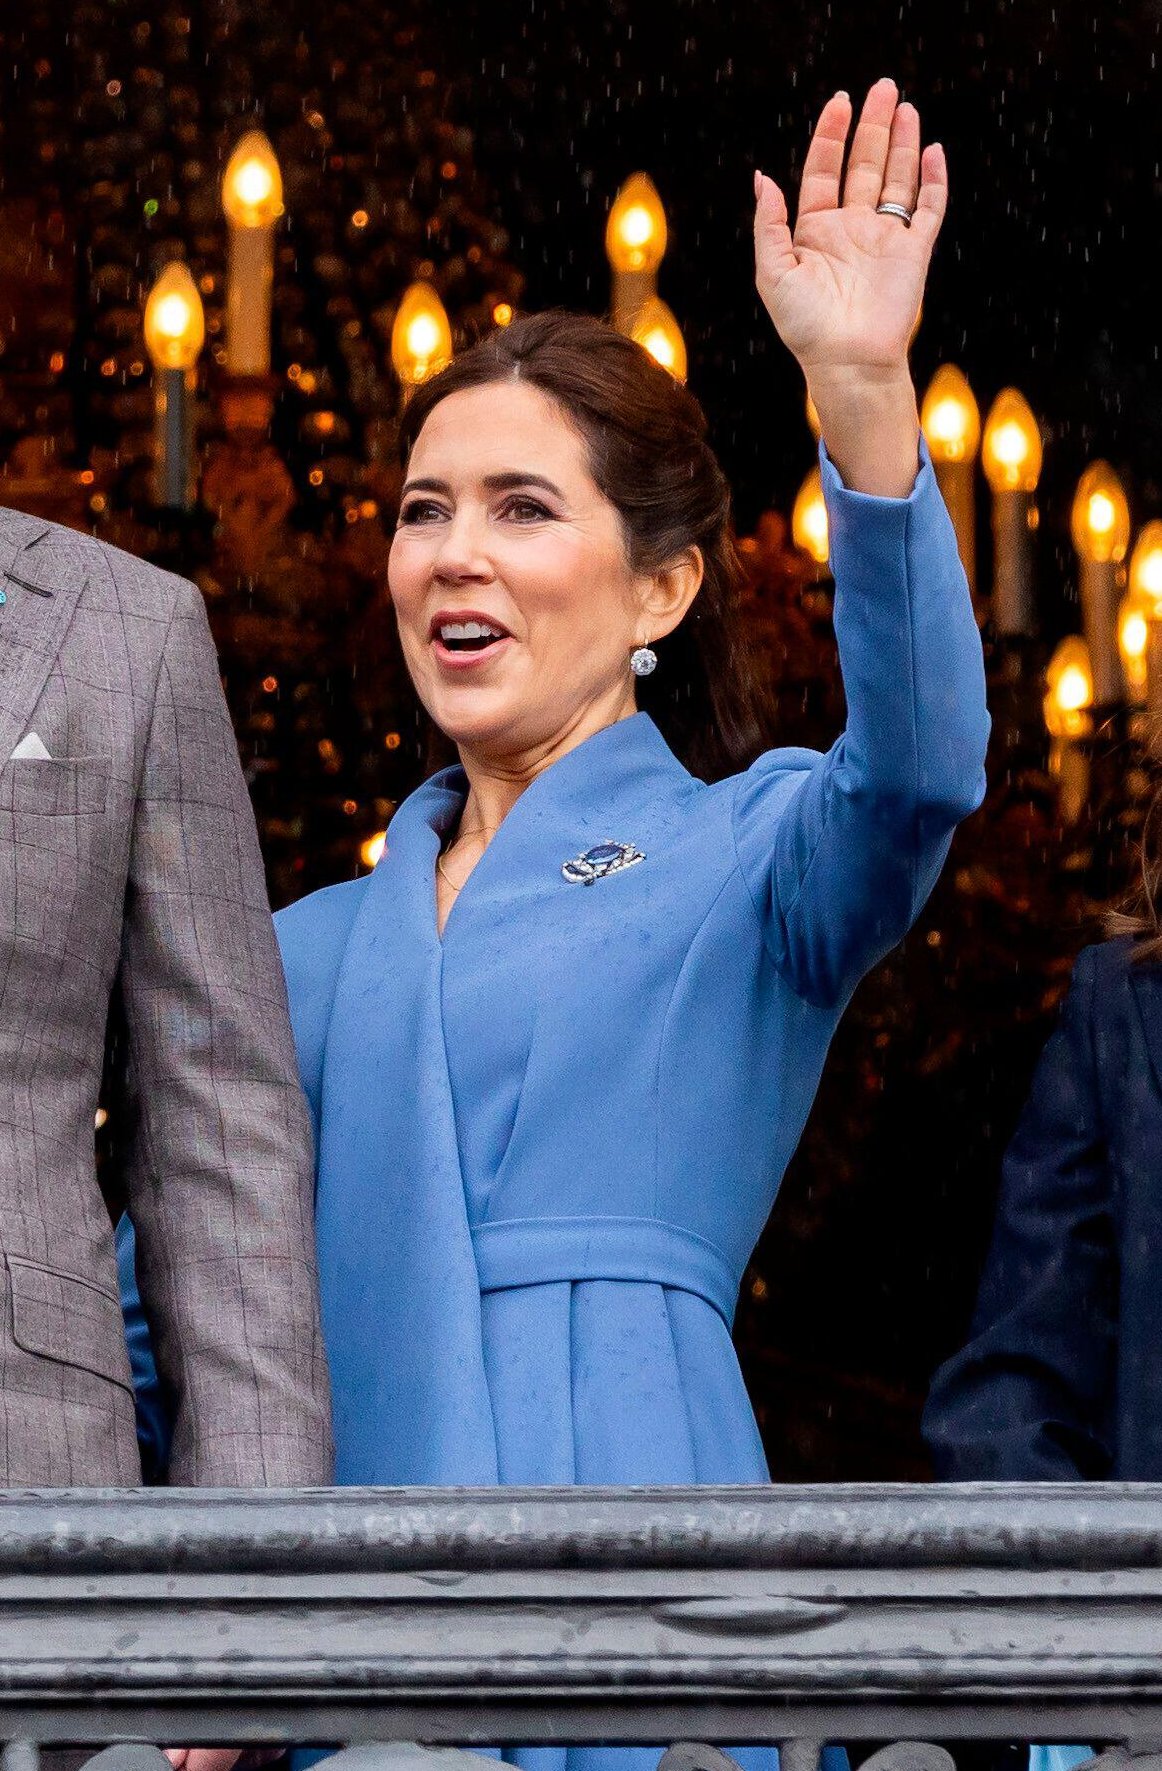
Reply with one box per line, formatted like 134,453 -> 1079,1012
732,440 -> 989,1007
922,946 -> 1117,1479
116,1213 -> 173,1484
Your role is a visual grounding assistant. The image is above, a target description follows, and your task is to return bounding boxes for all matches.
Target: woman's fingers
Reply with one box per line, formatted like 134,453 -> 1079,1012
908,141 -> 949,250
877,101 -> 921,216
841,77 -> 901,208
796,91 -> 853,218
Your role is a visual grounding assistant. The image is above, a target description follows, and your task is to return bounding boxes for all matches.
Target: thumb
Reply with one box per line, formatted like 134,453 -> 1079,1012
753,172 -> 797,291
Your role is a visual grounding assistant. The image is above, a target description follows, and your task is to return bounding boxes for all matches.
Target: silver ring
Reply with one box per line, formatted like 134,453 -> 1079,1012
875,202 -> 913,226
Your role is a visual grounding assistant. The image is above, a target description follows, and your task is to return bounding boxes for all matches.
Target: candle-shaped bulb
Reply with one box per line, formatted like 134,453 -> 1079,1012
630,297 -> 687,381
1071,462 -> 1131,564
605,173 -> 668,275
222,131 -> 284,228
920,365 -> 981,464
982,389 -> 1043,492
391,281 -> 453,386
1129,520 -> 1162,604
791,466 -> 829,566
144,262 -> 205,371
1044,635 -> 1095,739
360,831 -> 387,869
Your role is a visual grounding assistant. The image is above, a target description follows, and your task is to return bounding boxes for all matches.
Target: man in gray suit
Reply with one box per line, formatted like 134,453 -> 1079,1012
0,504 -> 332,1486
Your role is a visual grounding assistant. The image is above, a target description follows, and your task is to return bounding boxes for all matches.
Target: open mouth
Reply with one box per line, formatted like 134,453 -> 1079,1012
430,615 -> 513,661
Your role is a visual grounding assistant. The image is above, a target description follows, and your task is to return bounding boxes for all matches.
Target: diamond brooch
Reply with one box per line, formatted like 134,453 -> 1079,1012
561,840 -> 646,885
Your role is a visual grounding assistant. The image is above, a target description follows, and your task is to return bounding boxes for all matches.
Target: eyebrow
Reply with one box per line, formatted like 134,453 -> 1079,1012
400,472 -> 566,499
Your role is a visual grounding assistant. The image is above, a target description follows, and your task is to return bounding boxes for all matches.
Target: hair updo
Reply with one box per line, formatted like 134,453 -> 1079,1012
398,310 -> 772,781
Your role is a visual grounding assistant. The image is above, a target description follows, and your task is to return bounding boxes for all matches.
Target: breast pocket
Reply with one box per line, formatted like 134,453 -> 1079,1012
0,755 -> 110,816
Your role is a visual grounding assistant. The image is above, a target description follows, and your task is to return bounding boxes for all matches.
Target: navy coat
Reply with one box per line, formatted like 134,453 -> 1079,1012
924,937 -> 1162,1480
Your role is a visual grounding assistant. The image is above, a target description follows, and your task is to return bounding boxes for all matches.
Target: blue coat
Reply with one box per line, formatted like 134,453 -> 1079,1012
925,937 -> 1162,1480
269,442 -> 988,1492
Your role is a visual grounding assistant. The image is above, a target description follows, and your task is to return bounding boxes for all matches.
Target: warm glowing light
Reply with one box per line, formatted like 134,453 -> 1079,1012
1071,461 -> 1131,563
1118,588 -> 1152,697
920,365 -> 981,464
630,297 -> 687,381
1044,635 -> 1094,739
605,173 -> 668,274
222,131 -> 283,227
1129,520 -> 1162,604
143,261 -> 205,371
792,466 -> 830,566
361,831 -> 387,868
982,388 -> 1042,492
492,302 -> 514,327
391,281 -> 453,386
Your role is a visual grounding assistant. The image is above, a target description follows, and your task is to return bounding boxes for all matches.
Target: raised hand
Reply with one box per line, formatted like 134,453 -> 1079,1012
753,78 -> 945,495
755,78 -> 944,379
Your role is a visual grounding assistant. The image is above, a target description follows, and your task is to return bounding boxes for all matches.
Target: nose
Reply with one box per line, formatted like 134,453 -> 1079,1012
431,506 -> 495,584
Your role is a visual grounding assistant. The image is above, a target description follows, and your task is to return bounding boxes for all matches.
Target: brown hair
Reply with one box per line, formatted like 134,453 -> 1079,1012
398,310 -> 773,781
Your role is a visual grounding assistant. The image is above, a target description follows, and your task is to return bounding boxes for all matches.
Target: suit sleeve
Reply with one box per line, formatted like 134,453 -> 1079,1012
923,947 -> 1117,1479
114,576 -> 333,1485
732,441 -> 990,1007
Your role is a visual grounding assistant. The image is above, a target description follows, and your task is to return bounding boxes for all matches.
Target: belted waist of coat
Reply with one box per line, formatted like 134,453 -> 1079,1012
470,1215 -> 741,1326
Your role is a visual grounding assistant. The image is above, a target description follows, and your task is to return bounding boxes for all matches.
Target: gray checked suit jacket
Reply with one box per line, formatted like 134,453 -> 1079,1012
0,505 -> 333,1486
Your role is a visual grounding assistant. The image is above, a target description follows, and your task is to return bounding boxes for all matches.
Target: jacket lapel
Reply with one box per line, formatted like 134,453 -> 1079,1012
314,774 -> 500,1486
0,513 -> 91,774
1129,958 -> 1162,1101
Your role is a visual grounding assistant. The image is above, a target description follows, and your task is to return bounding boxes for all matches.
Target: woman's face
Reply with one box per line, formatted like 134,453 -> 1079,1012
388,379 -> 657,763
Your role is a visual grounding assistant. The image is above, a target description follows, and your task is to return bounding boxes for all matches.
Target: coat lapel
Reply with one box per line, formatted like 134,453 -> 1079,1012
1129,958 -> 1162,1101
315,773 -> 500,1486
0,513 -> 91,774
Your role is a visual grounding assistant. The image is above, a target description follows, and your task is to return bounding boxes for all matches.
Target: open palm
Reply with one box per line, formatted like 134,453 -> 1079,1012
755,79 -> 946,380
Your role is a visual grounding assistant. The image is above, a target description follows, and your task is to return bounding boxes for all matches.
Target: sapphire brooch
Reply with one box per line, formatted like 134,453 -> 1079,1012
562,840 -> 645,885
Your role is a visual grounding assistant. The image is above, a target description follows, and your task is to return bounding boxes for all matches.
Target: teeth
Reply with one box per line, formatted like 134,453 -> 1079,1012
439,621 -> 503,641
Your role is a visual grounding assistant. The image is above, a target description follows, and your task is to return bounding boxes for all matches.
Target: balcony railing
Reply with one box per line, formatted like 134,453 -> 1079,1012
2,1485 -> 1160,1767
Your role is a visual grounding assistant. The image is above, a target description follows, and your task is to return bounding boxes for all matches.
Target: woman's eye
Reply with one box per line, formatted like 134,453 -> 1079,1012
501,495 -> 553,522
398,499 -> 446,525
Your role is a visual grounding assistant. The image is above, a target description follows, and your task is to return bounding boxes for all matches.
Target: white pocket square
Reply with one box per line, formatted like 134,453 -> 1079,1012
9,733 -> 52,761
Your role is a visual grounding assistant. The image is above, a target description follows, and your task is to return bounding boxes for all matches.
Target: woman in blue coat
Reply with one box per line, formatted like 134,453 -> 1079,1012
138,76 -> 988,1771
275,78 -> 989,1496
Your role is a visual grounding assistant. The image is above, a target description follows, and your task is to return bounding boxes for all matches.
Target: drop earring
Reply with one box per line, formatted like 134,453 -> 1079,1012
630,645 -> 658,677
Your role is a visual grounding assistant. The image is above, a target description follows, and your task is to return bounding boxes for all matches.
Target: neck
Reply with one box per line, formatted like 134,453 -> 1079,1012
455,684 -> 638,834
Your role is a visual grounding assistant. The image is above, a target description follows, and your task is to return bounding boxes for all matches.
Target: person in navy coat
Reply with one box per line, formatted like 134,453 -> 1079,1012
924,932 -> 1162,1480
125,78 -> 989,1771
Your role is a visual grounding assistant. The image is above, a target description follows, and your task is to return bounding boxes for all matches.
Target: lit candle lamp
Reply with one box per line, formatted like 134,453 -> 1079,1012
1116,523 -> 1162,706
1044,634 -> 1094,824
143,261 -> 205,509
1128,522 -> 1162,740
390,281 -> 453,399
222,130 -> 283,377
1071,461 -> 1130,707
981,388 -> 1042,635
630,297 -> 687,381
606,173 -> 667,335
921,365 -> 981,597
791,466 -> 829,578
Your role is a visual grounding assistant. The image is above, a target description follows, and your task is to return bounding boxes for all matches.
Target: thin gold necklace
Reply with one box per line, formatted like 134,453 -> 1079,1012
437,823 -> 500,895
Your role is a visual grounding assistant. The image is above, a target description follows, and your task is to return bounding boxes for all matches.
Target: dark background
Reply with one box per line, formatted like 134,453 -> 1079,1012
2,0 -> 1156,1477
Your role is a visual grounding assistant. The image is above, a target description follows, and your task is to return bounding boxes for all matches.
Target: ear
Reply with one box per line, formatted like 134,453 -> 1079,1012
636,546 -> 704,643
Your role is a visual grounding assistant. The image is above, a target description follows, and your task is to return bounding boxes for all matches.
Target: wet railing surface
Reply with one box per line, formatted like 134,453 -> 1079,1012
1,1485 -> 1161,1755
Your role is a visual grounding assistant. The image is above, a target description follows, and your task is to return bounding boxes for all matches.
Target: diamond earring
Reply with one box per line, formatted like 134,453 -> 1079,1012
630,645 -> 658,677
